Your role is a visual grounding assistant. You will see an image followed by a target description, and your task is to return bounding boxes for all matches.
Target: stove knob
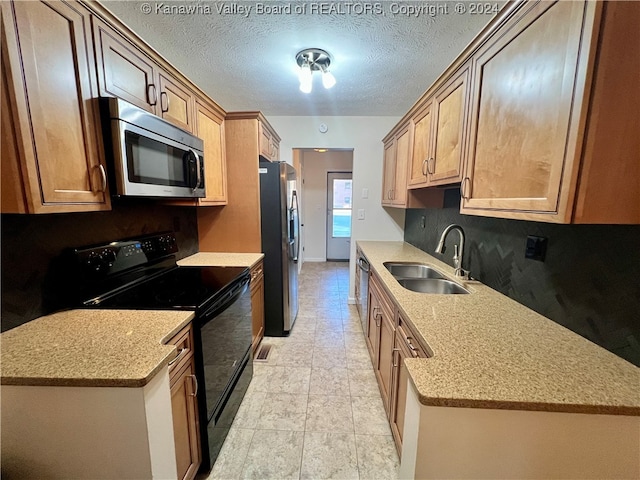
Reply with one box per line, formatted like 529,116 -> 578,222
85,252 -> 105,273
100,249 -> 117,265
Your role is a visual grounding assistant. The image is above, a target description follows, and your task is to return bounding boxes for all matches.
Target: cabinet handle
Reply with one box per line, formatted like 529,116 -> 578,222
160,91 -> 169,113
147,84 -> 158,106
392,348 -> 400,368
189,374 -> 198,397
169,347 -> 188,366
98,164 -> 107,192
427,157 -> 435,175
460,177 -> 471,200
421,158 -> 428,176
405,336 -> 419,357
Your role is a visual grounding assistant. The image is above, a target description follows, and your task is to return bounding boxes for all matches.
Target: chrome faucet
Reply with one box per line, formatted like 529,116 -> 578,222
435,224 -> 467,279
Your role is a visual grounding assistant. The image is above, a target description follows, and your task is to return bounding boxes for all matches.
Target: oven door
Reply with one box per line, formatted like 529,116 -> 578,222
111,119 -> 205,198
193,273 -> 253,472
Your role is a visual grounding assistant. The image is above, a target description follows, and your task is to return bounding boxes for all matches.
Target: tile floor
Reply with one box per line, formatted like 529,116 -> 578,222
207,262 -> 400,480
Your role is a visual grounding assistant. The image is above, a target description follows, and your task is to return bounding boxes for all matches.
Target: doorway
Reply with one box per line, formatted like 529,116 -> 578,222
326,172 -> 352,261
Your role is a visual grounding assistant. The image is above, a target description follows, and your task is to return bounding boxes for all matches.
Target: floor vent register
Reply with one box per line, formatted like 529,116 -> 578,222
254,343 -> 272,362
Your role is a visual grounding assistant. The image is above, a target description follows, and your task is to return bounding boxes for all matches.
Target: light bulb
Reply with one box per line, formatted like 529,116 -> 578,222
299,60 -> 312,93
322,70 -> 336,89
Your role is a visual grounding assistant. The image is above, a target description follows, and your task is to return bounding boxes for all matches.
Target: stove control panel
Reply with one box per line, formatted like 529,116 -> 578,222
73,232 -> 178,277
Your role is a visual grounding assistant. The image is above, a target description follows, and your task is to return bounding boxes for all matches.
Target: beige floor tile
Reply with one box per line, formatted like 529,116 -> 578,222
208,427 -> 255,480
232,391 -> 267,429
309,367 -> 350,395
266,366 -> 311,394
274,342 -> 313,367
256,393 -> 308,431
306,394 -> 354,433
355,434 -> 400,480
312,346 -> 348,369
314,330 -> 345,349
346,347 -> 374,370
240,430 -> 304,479
300,432 -> 359,480
351,395 -> 392,435
348,369 -> 382,397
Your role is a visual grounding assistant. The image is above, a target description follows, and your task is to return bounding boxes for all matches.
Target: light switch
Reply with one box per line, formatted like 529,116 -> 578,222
362,188 -> 369,199
357,209 -> 365,220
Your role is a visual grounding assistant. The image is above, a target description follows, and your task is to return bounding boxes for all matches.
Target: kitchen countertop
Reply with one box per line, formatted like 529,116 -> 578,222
358,241 -> 640,416
178,252 -> 264,268
1,309 -> 194,388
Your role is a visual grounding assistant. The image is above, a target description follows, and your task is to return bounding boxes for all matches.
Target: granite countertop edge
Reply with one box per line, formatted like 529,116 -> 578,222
357,240 -> 640,417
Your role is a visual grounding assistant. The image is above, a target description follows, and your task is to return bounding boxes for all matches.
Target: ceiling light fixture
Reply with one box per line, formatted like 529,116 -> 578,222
296,48 -> 336,94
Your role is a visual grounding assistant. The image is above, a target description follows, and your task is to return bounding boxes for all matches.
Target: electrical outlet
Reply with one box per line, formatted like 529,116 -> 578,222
525,235 -> 547,261
420,216 -> 426,229
357,209 -> 365,220
362,188 -> 369,199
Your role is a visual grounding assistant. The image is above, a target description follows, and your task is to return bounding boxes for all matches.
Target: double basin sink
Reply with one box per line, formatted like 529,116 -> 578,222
384,262 -> 470,295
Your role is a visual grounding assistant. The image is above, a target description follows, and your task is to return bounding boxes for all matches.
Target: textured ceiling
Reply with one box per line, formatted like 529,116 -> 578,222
99,1 -> 503,116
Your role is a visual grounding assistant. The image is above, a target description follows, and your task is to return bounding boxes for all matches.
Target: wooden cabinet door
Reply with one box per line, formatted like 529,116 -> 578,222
195,100 -> 227,205
408,102 -> 433,188
381,139 -> 396,206
92,17 -> 157,113
391,125 -> 411,206
429,67 -> 468,185
377,307 -> 395,415
170,360 -> 201,480
3,0 -> 110,212
462,0 -> 587,216
390,327 -> 411,454
250,261 -> 265,353
159,71 -> 195,133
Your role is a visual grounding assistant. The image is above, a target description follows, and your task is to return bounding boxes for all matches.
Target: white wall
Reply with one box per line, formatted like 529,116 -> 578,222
269,116 -> 404,301
302,150 -> 353,262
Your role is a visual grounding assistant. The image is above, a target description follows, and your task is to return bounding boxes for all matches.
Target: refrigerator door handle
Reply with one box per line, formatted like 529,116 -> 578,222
292,190 -> 300,263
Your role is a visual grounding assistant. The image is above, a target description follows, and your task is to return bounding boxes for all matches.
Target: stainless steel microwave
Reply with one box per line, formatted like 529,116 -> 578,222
103,97 -> 205,198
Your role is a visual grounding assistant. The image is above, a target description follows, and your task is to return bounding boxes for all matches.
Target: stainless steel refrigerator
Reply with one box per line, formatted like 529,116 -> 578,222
259,160 -> 299,336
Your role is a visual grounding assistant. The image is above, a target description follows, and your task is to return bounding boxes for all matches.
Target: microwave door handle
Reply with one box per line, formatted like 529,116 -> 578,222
189,149 -> 201,192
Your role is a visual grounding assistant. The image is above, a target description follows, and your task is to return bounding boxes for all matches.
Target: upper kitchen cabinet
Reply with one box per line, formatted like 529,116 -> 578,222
198,112 -> 281,252
92,16 -> 196,133
1,0 -> 110,214
382,122 -> 445,209
409,65 -> 469,188
258,119 -> 280,161
461,0 -> 640,223
195,99 -> 227,205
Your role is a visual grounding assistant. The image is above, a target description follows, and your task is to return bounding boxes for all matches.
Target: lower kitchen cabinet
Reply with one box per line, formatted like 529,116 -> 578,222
366,272 -> 396,416
1,0 -> 110,214
168,324 -> 201,480
250,260 -> 265,353
390,314 -> 427,454
365,270 -> 431,456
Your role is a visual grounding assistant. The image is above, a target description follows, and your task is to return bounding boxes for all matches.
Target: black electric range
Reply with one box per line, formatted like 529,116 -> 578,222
57,232 -> 253,473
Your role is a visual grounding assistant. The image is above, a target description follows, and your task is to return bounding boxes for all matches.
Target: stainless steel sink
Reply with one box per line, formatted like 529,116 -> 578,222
397,278 -> 470,295
383,262 -> 447,280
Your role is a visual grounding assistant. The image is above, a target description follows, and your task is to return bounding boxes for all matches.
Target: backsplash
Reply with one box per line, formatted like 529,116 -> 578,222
405,190 -> 640,367
1,200 -> 198,332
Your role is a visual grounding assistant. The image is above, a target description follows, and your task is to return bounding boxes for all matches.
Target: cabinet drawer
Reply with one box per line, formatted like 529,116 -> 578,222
397,316 -> 429,358
168,323 -> 194,376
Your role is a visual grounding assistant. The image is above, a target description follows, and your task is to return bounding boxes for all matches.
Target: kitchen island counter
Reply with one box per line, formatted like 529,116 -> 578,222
0,309 -> 194,388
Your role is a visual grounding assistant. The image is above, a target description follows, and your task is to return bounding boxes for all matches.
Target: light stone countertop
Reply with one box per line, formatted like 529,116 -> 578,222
178,252 -> 264,268
1,309 -> 194,388
358,241 -> 640,416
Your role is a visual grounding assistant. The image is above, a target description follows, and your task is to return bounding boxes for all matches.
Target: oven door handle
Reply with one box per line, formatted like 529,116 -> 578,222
199,274 -> 250,323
